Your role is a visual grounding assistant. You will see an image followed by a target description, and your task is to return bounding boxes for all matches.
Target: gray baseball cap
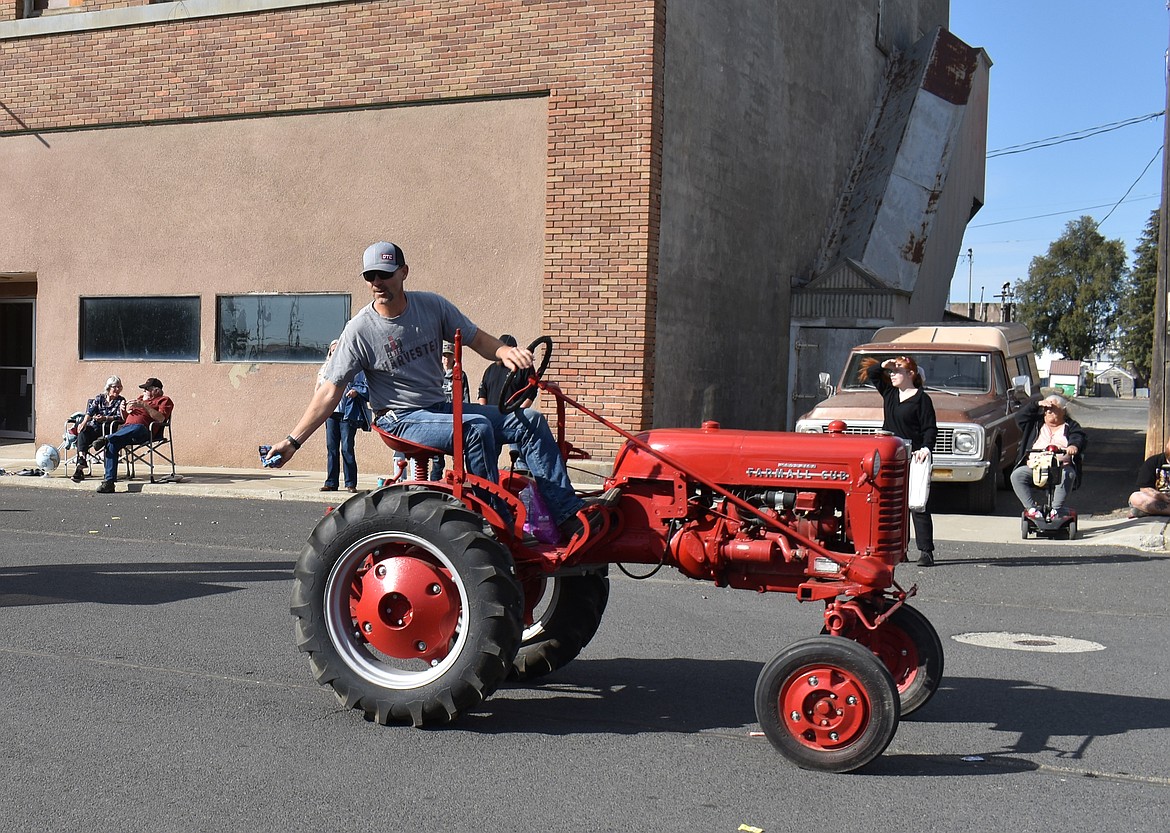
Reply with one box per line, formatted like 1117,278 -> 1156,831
362,242 -> 407,275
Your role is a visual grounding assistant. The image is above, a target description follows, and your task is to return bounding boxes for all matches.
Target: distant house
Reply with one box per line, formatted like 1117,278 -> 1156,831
1048,359 -> 1085,397
1094,366 -> 1141,398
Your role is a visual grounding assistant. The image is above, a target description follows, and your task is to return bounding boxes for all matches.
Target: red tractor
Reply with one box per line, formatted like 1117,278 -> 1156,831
291,336 -> 943,772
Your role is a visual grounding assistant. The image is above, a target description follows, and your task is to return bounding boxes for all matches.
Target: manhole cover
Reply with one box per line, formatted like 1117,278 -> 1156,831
951,632 -> 1105,653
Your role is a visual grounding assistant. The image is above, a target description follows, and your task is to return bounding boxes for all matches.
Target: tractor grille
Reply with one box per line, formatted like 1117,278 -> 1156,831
873,453 -> 909,559
812,424 -> 955,456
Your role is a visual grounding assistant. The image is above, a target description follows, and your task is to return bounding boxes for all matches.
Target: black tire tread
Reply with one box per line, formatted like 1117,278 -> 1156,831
290,488 -> 522,727
511,573 -> 610,681
754,636 -> 900,773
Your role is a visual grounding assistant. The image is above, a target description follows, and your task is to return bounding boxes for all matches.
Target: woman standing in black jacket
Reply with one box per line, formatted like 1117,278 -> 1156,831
863,355 -> 938,566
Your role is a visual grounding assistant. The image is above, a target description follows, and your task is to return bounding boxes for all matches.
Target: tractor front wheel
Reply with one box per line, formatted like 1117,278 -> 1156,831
291,488 -> 522,726
755,636 -> 899,773
832,603 -> 943,716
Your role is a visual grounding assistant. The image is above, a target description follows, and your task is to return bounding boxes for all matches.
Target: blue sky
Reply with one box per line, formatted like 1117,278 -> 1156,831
947,0 -> 1166,305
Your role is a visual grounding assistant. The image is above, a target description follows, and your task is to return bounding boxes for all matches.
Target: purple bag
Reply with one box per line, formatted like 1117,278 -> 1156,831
520,482 -> 560,543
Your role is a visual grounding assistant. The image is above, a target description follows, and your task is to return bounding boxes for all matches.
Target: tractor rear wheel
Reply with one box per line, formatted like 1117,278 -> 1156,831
510,571 -> 610,681
831,603 -> 943,716
291,488 -> 522,726
755,636 -> 899,773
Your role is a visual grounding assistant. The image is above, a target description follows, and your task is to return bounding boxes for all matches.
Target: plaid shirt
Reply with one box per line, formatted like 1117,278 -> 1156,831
86,392 -> 126,421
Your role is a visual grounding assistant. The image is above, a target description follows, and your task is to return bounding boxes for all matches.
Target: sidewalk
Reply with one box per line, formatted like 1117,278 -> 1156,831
2,439 -> 1167,551
0,439 -> 358,504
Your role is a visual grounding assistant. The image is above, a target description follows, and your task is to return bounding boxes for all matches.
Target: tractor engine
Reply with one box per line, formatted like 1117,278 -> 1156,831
603,421 -> 909,595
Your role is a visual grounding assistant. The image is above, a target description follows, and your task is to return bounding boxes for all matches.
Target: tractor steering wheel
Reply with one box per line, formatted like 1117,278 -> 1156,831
499,336 -> 553,414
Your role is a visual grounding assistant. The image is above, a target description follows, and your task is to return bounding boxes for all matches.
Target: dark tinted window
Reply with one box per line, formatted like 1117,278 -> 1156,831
80,297 -> 200,361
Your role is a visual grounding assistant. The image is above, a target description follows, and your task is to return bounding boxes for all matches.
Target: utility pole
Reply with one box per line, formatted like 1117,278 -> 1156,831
966,247 -> 974,320
997,282 -> 1014,323
1151,6 -> 1170,456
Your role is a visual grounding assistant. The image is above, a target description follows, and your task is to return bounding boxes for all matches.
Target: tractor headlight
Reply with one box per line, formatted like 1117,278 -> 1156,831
953,429 -> 978,454
795,421 -> 821,434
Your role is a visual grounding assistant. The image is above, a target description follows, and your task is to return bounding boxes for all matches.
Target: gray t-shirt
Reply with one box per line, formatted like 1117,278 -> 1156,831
322,293 -> 478,413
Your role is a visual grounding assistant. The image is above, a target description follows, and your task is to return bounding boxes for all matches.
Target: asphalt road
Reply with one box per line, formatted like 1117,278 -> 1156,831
2,398 -> 1169,832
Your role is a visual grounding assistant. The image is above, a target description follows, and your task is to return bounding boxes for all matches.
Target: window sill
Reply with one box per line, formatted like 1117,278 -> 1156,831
2,0 -> 347,40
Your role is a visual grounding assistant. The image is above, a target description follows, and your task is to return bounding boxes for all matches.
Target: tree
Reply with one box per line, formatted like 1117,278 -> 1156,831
1116,209 -> 1159,381
1015,215 -> 1126,360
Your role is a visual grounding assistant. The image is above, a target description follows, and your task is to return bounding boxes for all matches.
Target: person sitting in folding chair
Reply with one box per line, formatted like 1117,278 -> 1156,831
92,377 -> 174,494
70,375 -> 127,482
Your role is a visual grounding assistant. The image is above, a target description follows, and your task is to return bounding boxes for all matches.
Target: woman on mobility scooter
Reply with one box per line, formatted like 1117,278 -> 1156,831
1010,394 -> 1087,538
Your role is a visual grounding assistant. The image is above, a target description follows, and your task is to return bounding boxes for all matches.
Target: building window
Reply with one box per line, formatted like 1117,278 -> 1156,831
80,296 -> 201,361
216,294 -> 351,363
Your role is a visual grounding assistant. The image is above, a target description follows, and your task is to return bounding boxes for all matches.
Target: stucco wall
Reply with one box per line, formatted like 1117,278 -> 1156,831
0,0 -> 664,462
2,98 -> 547,468
656,0 -> 950,430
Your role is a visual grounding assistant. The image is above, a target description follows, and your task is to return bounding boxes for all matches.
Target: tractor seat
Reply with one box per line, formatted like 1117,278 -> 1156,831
373,424 -> 442,458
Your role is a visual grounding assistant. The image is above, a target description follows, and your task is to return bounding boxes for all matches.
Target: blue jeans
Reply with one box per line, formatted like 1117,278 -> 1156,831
1011,463 -> 1078,512
324,415 -> 359,488
377,403 -> 583,525
103,423 -> 153,482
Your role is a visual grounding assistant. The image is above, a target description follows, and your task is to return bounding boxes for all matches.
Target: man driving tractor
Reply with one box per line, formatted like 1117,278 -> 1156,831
263,241 -> 602,542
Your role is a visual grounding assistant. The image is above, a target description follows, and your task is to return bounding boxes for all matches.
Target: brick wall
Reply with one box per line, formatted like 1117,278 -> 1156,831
1,0 -> 665,454
29,0 -> 153,14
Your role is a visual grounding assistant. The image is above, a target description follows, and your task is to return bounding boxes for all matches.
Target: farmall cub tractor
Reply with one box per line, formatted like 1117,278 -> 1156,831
291,335 -> 943,773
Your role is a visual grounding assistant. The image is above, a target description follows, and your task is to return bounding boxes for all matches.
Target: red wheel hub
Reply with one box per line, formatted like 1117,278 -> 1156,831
349,555 -> 460,663
852,627 -> 919,694
779,665 -> 871,750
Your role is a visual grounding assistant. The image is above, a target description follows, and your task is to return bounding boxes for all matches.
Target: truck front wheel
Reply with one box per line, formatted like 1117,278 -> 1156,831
961,471 -> 997,514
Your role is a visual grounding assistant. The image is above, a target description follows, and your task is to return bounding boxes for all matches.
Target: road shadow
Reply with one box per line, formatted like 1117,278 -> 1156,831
467,656 -> 763,735
460,662 -> 1170,779
911,675 -> 1170,758
936,549 -> 1166,567
845,673 -> 1170,777
0,560 -> 292,607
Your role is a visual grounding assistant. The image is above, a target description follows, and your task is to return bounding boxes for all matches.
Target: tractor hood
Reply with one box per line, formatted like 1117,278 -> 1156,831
610,422 -> 907,485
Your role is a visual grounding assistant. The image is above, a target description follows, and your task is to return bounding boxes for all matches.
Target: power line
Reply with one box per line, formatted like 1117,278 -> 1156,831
986,111 -> 1165,158
969,193 -> 1159,229
1100,145 -> 1164,226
